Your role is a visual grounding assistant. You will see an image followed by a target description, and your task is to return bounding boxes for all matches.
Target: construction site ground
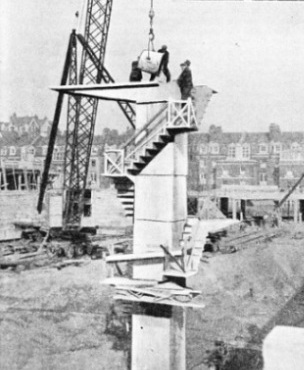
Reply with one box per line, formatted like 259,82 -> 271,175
1,222 -> 304,370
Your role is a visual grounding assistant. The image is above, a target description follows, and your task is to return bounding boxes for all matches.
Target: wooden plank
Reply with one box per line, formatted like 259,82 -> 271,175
113,294 -> 205,308
106,250 -> 182,263
101,277 -> 157,286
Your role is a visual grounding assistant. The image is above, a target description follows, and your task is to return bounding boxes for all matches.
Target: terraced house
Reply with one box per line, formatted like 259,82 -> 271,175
189,123 -> 304,192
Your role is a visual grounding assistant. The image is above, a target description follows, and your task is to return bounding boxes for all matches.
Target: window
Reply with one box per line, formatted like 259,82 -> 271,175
260,173 -> 267,182
209,143 -> 219,154
91,146 -> 98,155
9,146 -> 16,156
91,159 -> 96,167
200,145 -> 207,155
291,142 -> 300,150
222,169 -> 230,178
259,144 -> 268,154
242,144 -> 250,159
271,143 -> 281,154
0,147 -> 7,156
199,173 -> 206,184
228,144 -> 236,158
27,147 -> 35,155
53,147 -> 64,161
42,146 -> 48,155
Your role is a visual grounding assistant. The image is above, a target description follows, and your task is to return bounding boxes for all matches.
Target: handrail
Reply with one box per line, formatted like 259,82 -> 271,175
125,120 -> 166,161
104,99 -> 198,177
122,103 -> 167,150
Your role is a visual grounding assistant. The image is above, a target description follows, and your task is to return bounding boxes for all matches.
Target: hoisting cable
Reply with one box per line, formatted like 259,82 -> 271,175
148,0 -> 155,57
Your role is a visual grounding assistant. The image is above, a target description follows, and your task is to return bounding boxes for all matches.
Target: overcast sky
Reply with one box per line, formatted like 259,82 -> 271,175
1,0 -> 304,134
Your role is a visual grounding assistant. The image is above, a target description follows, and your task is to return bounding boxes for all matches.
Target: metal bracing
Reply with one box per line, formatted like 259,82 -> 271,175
63,0 -> 113,229
76,33 -> 136,128
63,31 -> 80,228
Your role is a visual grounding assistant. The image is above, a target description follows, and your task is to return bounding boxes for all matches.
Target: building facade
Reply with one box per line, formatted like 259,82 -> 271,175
189,124 -> 304,192
0,115 -> 105,191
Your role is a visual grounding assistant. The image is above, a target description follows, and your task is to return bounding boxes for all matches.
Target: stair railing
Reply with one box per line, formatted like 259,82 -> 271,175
104,99 -> 198,176
123,103 -> 168,161
104,148 -> 125,175
167,99 -> 198,129
124,107 -> 169,163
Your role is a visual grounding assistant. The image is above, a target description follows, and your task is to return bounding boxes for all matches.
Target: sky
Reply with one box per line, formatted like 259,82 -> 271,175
1,0 -> 304,134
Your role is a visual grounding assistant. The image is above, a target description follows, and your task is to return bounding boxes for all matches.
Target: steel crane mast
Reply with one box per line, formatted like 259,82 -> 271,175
63,0 -> 113,230
38,0 -> 136,230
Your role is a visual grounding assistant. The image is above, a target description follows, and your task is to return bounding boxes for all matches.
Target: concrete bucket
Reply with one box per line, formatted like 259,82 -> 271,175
138,50 -> 164,74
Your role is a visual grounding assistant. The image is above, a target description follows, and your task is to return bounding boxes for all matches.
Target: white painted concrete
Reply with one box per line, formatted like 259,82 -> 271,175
132,307 -> 185,370
132,313 -> 170,370
263,326 -> 304,370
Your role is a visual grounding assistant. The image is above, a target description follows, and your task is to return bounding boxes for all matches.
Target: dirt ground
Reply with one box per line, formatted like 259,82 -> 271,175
0,259 -> 128,370
1,222 -> 304,370
187,222 -> 304,369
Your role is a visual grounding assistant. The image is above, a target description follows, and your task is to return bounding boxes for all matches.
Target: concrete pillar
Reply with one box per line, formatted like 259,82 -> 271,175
294,200 -> 299,223
232,198 -> 237,220
263,326 -> 304,370
133,104 -> 188,281
132,305 -> 185,370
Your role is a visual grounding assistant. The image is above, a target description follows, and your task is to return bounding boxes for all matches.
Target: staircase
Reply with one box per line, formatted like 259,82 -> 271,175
104,99 -> 198,218
163,217 -> 208,279
114,177 -> 134,218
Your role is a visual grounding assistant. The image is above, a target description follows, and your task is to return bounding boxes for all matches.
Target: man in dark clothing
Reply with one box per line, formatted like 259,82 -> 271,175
150,45 -> 171,82
129,60 -> 142,82
177,60 -> 193,100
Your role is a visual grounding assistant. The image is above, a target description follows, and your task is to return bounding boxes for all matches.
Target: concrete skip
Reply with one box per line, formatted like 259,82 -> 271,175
263,326 -> 304,370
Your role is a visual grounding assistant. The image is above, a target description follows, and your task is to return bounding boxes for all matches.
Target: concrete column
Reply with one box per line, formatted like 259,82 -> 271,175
18,175 -> 22,190
133,104 -> 188,281
132,305 -> 185,370
232,198 -> 237,220
294,200 -> 299,223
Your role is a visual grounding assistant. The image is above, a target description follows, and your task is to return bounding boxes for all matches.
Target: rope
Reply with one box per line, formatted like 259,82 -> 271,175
148,0 -> 155,56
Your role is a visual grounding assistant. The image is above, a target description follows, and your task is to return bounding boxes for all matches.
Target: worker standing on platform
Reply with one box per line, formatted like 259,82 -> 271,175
150,45 -> 171,82
177,60 -> 193,100
129,60 -> 143,82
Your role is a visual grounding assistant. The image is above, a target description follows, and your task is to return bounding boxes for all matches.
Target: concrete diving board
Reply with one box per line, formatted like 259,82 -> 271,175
51,81 -> 216,107
51,81 -> 182,103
